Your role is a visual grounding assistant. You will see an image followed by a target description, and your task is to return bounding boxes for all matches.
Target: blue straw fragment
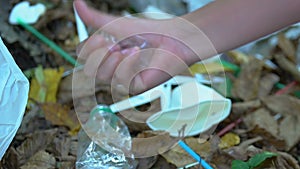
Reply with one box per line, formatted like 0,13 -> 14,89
178,140 -> 213,169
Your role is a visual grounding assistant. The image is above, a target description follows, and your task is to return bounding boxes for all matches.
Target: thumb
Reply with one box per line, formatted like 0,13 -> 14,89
73,0 -> 117,29
74,0 -> 154,39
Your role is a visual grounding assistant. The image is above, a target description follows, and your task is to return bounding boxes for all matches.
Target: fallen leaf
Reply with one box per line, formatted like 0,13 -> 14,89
150,156 -> 176,169
278,115 -> 300,150
20,150 -> 56,169
258,73 -> 280,97
47,127 -> 71,157
247,151 -> 277,168
232,100 -> 261,115
231,57 -> 264,101
218,133 -> 240,149
246,146 -> 300,169
17,105 -> 52,135
210,150 -> 234,169
223,137 -> 263,161
41,103 -> 80,133
243,108 -> 286,150
189,62 -> 232,75
274,54 -> 300,82
243,102 -> 300,150
226,50 -> 249,65
275,151 -> 300,169
132,130 -> 179,158
29,67 -> 64,103
137,156 -> 158,169
160,137 -> 213,168
261,95 -> 300,116
16,129 -> 58,166
278,33 -> 296,63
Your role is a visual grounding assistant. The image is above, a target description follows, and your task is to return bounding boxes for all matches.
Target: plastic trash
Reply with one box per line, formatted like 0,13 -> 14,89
0,37 -> 29,159
9,1 -> 46,25
76,105 -> 135,169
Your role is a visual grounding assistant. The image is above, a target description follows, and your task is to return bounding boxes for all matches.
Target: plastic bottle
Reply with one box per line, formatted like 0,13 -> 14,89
76,105 -> 135,169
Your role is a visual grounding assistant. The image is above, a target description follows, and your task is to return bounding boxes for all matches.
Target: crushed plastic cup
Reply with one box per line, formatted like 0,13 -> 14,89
146,80 -> 231,136
106,75 -> 231,137
0,37 -> 29,159
76,105 -> 135,169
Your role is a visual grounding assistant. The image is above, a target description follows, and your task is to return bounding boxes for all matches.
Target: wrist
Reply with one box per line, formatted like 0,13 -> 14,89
167,17 -> 218,65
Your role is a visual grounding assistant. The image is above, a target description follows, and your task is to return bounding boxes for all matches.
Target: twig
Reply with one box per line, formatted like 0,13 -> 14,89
217,118 -> 242,137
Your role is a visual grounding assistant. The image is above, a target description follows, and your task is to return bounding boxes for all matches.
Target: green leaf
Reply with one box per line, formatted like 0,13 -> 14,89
232,160 -> 249,169
247,151 -> 277,168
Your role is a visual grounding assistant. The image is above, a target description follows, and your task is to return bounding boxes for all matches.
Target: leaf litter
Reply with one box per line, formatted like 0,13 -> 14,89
1,1 -> 300,169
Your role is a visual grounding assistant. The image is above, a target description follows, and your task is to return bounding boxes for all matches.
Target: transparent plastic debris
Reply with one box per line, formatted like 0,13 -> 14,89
76,105 -> 135,169
0,37 -> 29,159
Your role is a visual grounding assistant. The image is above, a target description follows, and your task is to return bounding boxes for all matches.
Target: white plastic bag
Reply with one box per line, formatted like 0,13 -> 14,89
0,37 -> 29,159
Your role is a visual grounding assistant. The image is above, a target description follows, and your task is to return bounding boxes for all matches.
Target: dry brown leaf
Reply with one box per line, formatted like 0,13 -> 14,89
41,103 -> 80,133
231,57 -> 264,101
278,33 -> 296,63
150,156 -> 177,169
20,151 -> 56,169
232,100 -> 261,115
278,115 -> 300,150
275,151 -> 300,169
160,137 -> 213,168
47,128 -> 71,158
16,129 -> 58,166
244,104 -> 300,150
223,137 -> 263,161
210,150 -> 234,169
132,130 -> 179,158
261,95 -> 300,116
137,156 -> 158,169
243,108 -> 286,150
244,108 -> 278,136
274,54 -> 300,82
258,73 -> 280,97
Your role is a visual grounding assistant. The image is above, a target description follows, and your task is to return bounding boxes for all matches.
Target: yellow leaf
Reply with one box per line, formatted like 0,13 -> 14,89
29,67 -> 64,103
218,132 -> 240,149
189,62 -> 232,75
226,50 -> 249,64
42,103 -> 80,135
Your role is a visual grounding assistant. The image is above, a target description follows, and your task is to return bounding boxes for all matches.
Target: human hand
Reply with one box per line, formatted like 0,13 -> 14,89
74,0 -> 216,94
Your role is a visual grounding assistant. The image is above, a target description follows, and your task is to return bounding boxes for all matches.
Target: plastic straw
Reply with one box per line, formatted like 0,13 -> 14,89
219,60 -> 240,72
17,18 -> 78,66
178,140 -> 213,169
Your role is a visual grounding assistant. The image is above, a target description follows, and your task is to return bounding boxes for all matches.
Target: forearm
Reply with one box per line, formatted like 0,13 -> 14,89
183,0 -> 300,55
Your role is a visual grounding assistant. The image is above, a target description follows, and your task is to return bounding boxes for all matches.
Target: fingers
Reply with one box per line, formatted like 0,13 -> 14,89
77,34 -> 105,59
123,49 -> 189,94
84,46 -> 139,84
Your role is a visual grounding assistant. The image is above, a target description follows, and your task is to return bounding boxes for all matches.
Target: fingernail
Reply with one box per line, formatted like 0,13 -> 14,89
121,46 -> 139,55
